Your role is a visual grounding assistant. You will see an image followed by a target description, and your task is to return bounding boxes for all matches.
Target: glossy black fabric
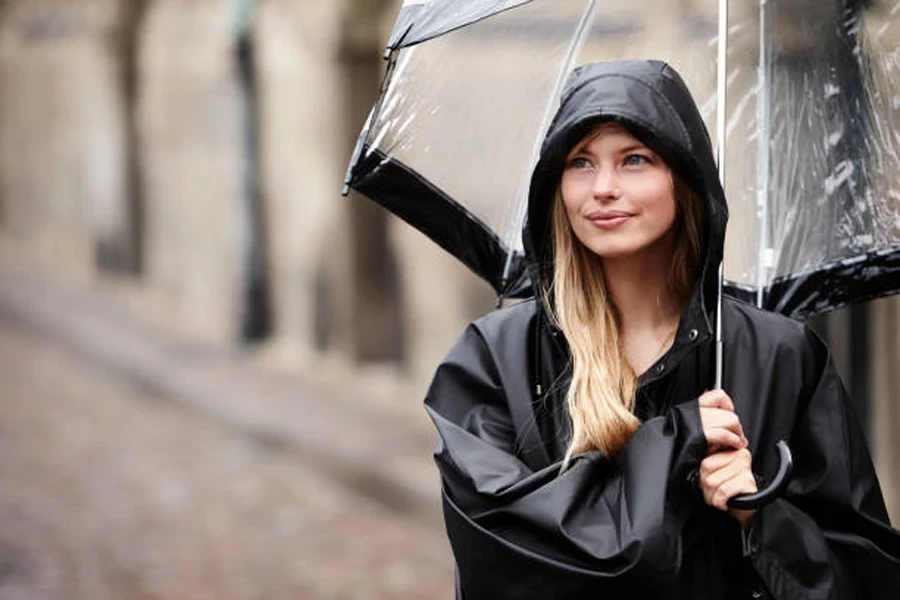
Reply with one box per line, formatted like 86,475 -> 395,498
351,146 -> 532,297
424,61 -> 900,599
763,247 -> 900,319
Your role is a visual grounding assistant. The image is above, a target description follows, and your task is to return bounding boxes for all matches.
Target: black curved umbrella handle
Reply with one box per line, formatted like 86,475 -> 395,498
727,440 -> 793,510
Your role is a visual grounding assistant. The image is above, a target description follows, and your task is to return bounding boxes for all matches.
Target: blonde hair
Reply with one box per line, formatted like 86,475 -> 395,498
548,175 -> 704,464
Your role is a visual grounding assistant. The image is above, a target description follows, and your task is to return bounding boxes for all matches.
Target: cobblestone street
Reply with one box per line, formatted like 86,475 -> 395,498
0,316 -> 453,599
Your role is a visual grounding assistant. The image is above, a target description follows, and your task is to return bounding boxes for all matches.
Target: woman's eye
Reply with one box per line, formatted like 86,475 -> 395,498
623,154 -> 650,166
567,156 -> 592,170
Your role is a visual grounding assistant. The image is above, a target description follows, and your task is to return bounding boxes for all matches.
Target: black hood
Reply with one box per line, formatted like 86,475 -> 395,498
524,60 -> 728,331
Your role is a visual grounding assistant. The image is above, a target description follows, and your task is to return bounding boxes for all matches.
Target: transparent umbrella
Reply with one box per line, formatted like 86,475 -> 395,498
342,0 -> 900,508
723,0 -> 900,320
345,0 -> 900,316
344,0 -> 720,298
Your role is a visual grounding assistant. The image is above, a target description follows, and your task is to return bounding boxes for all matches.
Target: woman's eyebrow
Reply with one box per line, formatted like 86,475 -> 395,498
567,141 -> 651,158
567,146 -> 594,158
618,143 -> 650,154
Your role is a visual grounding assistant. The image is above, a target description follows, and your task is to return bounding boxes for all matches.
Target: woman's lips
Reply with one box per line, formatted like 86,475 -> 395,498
587,213 -> 632,229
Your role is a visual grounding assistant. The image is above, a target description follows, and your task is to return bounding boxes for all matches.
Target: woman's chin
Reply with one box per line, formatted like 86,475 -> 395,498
579,231 -> 676,262
583,242 -> 647,260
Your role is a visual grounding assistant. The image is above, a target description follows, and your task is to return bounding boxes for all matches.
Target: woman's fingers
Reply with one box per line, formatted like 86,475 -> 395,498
698,389 -> 735,412
699,406 -> 748,451
703,426 -> 745,452
696,391 -> 758,527
699,448 -> 757,512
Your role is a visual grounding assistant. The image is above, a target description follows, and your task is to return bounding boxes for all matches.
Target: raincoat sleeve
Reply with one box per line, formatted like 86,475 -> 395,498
424,321 -> 708,598
744,327 -> 900,600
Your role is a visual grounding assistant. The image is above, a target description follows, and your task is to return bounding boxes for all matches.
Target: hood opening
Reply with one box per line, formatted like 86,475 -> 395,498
523,60 -> 728,335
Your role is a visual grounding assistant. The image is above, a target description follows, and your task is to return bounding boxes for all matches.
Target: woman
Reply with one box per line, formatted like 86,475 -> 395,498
424,60 -> 900,598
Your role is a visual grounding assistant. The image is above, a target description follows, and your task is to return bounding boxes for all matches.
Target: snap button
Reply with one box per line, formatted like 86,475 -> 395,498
688,328 -> 699,341
654,363 -> 665,375
751,589 -> 767,599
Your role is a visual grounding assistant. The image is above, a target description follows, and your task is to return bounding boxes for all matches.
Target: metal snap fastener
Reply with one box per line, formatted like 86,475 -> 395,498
751,589 -> 767,599
688,328 -> 699,341
655,363 -> 665,375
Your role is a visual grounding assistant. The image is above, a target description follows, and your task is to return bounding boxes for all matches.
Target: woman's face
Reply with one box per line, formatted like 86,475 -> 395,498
560,122 -> 677,260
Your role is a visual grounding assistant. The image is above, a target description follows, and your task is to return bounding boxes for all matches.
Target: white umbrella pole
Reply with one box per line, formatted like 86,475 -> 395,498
714,0 -> 729,389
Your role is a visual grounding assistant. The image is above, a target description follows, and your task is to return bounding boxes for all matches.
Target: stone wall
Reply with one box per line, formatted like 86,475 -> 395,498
871,297 -> 900,523
0,0 -> 127,282
253,0 -> 350,361
0,0 -> 488,377
136,0 -> 249,343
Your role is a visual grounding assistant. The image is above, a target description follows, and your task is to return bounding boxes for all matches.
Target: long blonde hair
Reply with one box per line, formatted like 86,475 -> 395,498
548,176 -> 705,463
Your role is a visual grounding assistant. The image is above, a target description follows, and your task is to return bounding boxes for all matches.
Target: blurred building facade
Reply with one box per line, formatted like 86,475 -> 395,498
0,0 -> 897,521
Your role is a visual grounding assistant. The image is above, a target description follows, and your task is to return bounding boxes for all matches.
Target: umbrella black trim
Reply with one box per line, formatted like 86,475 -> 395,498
349,145 -> 529,296
349,151 -> 900,318
766,247 -> 900,319
350,147 -> 900,316
724,246 -> 900,320
722,281 -> 757,306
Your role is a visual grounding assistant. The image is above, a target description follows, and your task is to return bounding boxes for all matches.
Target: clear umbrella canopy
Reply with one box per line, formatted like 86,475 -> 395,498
346,0 -> 900,319
725,0 -> 900,316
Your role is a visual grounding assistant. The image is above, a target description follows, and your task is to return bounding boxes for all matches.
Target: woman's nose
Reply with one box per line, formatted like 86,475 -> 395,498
592,166 -> 621,199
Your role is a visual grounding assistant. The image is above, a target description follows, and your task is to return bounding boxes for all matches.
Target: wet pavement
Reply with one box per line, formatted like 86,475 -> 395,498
0,317 -> 453,599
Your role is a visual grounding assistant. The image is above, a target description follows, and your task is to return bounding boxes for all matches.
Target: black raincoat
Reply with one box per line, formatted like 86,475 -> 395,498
424,61 -> 900,599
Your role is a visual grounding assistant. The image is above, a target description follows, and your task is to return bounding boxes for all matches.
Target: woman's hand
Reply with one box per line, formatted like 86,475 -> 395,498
698,389 -> 749,452
698,447 -> 758,527
697,389 -> 757,527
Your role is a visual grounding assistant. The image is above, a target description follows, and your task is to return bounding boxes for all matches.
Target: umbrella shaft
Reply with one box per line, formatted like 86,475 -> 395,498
755,0 -> 772,308
715,0 -> 728,389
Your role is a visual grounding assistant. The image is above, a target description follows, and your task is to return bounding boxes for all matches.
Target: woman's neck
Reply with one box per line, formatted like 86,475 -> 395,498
605,256 -> 681,375
603,255 -> 680,333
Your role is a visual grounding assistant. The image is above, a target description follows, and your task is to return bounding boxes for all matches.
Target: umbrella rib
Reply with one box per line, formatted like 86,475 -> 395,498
499,0 -> 600,298
755,0 -> 772,309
